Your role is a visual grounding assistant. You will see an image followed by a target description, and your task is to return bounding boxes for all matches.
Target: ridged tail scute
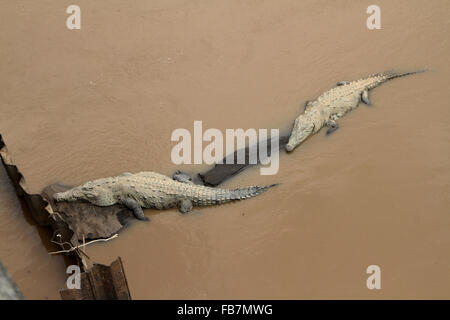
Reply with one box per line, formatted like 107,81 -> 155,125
383,69 -> 427,81
196,184 -> 278,206
367,69 -> 427,90
230,183 -> 278,201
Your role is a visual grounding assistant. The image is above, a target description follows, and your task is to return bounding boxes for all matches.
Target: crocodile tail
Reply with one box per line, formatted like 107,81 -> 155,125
383,69 -> 427,81
368,69 -> 427,89
230,183 -> 279,201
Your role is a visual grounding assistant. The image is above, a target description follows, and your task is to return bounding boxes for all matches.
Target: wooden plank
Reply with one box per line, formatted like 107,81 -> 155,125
60,257 -> 131,300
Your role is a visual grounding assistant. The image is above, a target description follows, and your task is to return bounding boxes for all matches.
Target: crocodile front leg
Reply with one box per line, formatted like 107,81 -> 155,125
326,119 -> 339,135
122,198 -> 149,221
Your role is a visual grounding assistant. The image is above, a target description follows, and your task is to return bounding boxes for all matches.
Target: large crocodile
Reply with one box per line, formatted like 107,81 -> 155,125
286,70 -> 426,152
53,171 -> 276,221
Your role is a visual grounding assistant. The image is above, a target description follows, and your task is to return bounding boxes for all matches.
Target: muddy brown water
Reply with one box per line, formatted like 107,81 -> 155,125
1,0 -> 449,299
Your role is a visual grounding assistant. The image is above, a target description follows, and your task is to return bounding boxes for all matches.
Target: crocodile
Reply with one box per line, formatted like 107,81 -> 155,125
53,171 -> 277,221
285,69 -> 426,152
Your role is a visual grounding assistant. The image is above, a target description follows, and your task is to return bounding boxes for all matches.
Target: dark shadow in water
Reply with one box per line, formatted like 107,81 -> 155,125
198,135 -> 290,186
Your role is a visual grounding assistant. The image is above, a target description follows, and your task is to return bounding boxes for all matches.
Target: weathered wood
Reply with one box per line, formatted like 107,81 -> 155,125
0,134 -> 50,226
60,257 -> 131,300
110,258 -> 132,300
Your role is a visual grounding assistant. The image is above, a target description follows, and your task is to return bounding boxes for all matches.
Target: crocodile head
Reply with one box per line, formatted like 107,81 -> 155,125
54,188 -> 85,202
286,118 -> 314,152
53,185 -> 115,206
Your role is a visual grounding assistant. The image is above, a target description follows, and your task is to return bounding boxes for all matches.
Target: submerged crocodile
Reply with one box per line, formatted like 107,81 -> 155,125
285,70 -> 426,152
53,171 -> 276,221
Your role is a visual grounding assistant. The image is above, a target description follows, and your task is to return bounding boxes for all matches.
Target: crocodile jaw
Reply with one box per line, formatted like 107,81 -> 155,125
286,135 -> 306,152
285,143 -> 295,152
286,119 -> 314,152
54,188 -> 84,202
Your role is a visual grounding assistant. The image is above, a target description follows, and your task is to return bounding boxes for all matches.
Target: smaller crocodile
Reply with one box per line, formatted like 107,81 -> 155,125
53,171 -> 277,221
286,69 -> 426,152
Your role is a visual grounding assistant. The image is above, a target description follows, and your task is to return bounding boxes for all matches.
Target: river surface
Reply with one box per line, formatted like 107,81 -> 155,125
0,0 -> 449,299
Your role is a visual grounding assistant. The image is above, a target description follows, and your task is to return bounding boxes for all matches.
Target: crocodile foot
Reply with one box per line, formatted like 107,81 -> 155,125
172,170 -> 194,184
122,198 -> 149,221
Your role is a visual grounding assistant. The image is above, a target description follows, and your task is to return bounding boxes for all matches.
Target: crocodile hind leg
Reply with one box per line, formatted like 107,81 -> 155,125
303,100 -> 313,111
178,198 -> 193,214
122,198 -> 149,221
172,170 -> 194,184
361,90 -> 371,106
